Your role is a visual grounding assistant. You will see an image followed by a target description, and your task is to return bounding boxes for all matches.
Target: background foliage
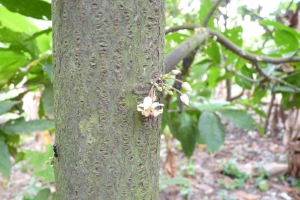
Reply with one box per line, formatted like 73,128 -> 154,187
1,0 -> 300,199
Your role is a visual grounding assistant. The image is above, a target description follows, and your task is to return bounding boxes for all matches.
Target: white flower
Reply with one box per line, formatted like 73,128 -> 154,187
180,94 -> 189,105
170,70 -> 181,75
137,96 -> 152,110
137,97 -> 164,117
182,82 -> 192,92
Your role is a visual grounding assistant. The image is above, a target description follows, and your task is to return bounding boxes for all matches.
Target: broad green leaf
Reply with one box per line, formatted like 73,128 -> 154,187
32,188 -> 51,200
252,86 -> 267,105
208,66 -> 221,88
191,60 -> 211,79
43,63 -> 53,82
0,0 -> 51,20
159,177 -> 190,190
218,109 -> 254,130
1,118 -> 54,134
199,0 -> 214,28
274,86 -> 297,93
0,6 -> 39,33
192,100 -> 230,112
34,164 -> 55,182
205,39 -> 221,64
260,20 -> 300,39
0,50 -> 28,86
42,83 -> 54,115
198,111 -> 225,153
255,121 -> 265,137
235,65 -> 253,89
0,7 -> 51,53
224,26 -> 243,46
14,151 -> 25,164
274,30 -> 299,53
0,139 -> 11,179
0,100 -> 20,115
178,113 -> 198,158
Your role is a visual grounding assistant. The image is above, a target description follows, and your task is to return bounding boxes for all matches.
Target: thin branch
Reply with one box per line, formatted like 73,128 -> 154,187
202,0 -> 224,27
165,24 -> 300,64
286,0 -> 294,12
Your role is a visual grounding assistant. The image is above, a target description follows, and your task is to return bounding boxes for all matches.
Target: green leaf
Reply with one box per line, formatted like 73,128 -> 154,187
42,83 -> 54,115
43,63 -> 53,82
178,113 -> 198,158
208,66 -> 221,88
260,20 -> 300,39
0,0 -> 51,20
218,109 -> 254,130
1,118 -> 54,135
159,177 -> 190,190
274,86 -> 296,93
205,39 -> 221,64
199,0 -> 214,28
0,50 -> 28,86
14,151 -> 25,164
0,100 -> 20,115
191,100 -> 230,112
235,65 -> 253,89
0,139 -> 11,179
274,30 -> 299,53
252,86 -> 267,105
224,26 -> 243,46
32,188 -> 51,200
198,111 -> 225,154
190,60 -> 211,79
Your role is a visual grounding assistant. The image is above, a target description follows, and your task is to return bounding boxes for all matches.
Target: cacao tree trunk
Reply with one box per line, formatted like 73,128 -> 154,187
52,0 -> 165,199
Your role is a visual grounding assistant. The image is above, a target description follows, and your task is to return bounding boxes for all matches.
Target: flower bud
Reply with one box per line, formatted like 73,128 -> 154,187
44,160 -> 50,164
157,86 -> 162,92
170,70 -> 181,75
180,94 -> 189,105
168,91 -> 173,95
182,82 -> 192,92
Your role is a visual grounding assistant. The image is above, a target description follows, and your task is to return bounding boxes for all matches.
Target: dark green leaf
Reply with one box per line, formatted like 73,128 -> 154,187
0,139 -> 11,179
0,0 -> 51,20
274,86 -> 296,93
252,86 -> 267,105
198,111 -> 225,154
235,65 -> 254,89
0,100 -> 20,115
32,188 -> 51,200
218,109 -> 254,130
178,113 -> 198,158
1,118 -> 54,135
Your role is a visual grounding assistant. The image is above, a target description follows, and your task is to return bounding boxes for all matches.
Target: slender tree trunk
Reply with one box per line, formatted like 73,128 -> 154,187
52,0 -> 165,199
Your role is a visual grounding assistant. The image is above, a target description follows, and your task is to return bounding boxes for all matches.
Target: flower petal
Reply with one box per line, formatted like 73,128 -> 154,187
143,97 -> 152,109
152,102 -> 164,108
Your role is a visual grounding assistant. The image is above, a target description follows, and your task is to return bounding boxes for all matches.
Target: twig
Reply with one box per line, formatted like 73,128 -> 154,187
286,0 -> 294,12
165,24 -> 300,64
264,92 -> 276,135
202,0 -> 224,27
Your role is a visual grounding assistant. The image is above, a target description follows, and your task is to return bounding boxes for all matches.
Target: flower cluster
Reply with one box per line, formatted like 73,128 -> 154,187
137,70 -> 192,118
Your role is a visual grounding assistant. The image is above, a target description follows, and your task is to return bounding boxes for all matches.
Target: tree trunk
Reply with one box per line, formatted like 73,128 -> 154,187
52,0 -> 165,199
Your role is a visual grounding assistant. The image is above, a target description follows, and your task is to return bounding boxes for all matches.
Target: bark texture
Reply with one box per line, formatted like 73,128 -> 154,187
52,0 -> 165,199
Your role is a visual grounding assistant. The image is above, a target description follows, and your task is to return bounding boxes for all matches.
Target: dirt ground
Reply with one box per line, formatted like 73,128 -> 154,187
1,122 -> 298,200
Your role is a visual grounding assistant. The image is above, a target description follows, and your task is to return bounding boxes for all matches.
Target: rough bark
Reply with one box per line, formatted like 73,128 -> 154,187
52,0 -> 165,199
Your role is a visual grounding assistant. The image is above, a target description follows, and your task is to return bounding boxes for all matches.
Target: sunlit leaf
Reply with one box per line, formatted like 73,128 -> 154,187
0,0 -> 51,20
274,30 -> 299,53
